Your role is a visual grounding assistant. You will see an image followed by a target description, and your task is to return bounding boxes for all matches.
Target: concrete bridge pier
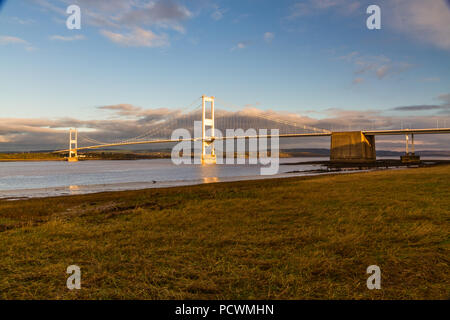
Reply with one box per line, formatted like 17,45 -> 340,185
330,131 -> 376,162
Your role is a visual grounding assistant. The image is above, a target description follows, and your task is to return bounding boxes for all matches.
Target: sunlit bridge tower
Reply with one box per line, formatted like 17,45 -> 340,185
68,128 -> 78,162
201,95 -> 216,165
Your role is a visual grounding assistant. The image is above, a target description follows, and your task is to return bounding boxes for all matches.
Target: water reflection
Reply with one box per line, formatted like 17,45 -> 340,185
69,185 -> 80,194
203,177 -> 219,183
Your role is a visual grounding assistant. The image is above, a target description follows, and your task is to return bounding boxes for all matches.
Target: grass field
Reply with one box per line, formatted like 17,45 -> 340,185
0,166 -> 449,299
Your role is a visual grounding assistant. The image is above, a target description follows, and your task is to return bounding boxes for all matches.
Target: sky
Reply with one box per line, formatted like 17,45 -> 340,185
0,0 -> 449,151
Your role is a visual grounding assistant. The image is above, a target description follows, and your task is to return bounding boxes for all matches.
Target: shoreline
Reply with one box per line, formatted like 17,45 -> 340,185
2,159 -> 450,200
0,165 -> 412,201
0,167 -> 353,200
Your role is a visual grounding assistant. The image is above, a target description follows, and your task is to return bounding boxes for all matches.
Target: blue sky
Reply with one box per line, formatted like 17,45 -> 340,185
0,0 -> 449,150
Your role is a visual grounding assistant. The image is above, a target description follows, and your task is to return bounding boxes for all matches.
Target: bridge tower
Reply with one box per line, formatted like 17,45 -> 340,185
68,128 -> 78,162
201,95 -> 216,164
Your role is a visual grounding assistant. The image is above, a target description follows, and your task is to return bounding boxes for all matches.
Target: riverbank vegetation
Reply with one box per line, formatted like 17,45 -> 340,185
0,152 -> 65,161
0,150 -> 320,161
0,165 -> 449,299
0,151 -> 172,161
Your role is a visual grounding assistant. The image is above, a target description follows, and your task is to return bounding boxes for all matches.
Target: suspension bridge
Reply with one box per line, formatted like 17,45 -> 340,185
57,95 -> 450,164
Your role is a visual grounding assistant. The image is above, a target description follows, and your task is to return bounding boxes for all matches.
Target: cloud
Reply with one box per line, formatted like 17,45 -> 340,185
391,105 -> 447,112
0,35 -> 35,51
98,104 -> 175,120
375,65 -> 390,79
264,32 -> 275,43
390,93 -> 450,115
0,35 -> 28,45
232,13 -> 250,23
437,93 -> 450,104
339,51 -> 359,62
384,0 -> 450,51
352,77 -> 364,85
50,35 -> 85,41
422,77 -> 440,83
1,103 -> 450,151
100,28 -> 168,48
10,17 -> 35,25
211,6 -> 227,21
339,52 -> 412,80
288,0 -> 361,18
34,0 -> 193,47
231,41 -> 250,51
287,0 -> 450,52
118,0 -> 192,33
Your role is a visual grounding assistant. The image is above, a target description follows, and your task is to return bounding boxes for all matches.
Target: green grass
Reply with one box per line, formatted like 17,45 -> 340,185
0,166 -> 449,299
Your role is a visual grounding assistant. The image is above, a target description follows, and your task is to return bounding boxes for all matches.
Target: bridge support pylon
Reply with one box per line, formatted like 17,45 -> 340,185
68,128 -> 78,162
201,95 -> 216,165
330,131 -> 376,163
401,133 -> 420,164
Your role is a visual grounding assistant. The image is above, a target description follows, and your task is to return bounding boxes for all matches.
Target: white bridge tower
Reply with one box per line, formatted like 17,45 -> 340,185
201,95 -> 216,164
68,128 -> 78,162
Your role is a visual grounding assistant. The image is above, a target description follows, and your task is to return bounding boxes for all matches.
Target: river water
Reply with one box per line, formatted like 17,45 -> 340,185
0,157 -> 329,199
1,156 -> 447,199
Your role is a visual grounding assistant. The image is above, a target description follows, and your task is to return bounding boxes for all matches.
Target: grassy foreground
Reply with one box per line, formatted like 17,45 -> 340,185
0,166 -> 449,299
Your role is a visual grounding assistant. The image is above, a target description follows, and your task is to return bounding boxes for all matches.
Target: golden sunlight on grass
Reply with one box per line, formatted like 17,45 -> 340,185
0,166 -> 449,299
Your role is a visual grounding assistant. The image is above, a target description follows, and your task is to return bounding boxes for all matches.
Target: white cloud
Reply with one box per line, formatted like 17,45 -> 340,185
100,28 -> 169,48
0,35 -> 35,51
50,35 -> 86,41
264,32 -> 275,43
231,41 -> 249,51
98,104 -> 175,120
0,36 -> 28,45
35,0 -> 194,47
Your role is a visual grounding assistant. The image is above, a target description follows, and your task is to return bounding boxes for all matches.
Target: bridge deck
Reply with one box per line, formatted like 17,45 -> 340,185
363,128 -> 450,135
55,128 -> 450,153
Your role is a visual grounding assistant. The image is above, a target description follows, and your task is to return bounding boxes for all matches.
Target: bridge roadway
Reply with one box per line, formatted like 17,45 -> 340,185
362,128 -> 450,135
56,128 -> 450,153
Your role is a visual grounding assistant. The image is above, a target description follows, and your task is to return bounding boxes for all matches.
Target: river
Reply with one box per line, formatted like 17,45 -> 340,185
0,157 -> 330,199
1,156 -> 447,199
